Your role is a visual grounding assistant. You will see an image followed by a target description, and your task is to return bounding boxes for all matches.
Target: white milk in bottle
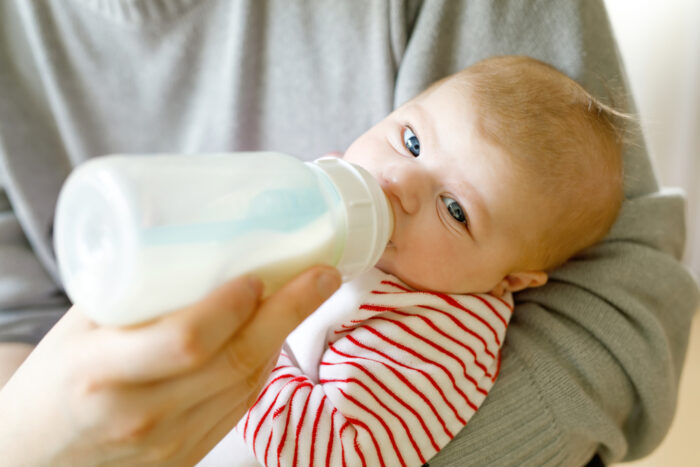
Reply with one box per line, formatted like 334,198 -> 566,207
54,152 -> 393,326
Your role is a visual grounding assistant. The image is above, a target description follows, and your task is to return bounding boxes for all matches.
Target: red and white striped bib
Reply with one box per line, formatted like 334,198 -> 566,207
238,268 -> 513,467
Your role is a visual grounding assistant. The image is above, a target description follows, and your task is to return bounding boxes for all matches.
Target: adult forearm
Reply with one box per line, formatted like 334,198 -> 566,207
0,342 -> 34,388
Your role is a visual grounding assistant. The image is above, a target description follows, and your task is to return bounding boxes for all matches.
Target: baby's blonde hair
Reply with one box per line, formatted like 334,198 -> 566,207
455,56 -> 626,270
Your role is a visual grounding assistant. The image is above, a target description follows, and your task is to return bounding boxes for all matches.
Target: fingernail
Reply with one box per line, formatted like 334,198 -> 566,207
316,269 -> 341,298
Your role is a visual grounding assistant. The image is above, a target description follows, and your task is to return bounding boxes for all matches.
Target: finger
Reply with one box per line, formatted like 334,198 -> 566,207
225,264 -> 340,380
124,347 -> 276,424
175,374 -> 276,467
85,275 -> 263,384
181,352 -> 283,465
74,351 -> 279,466
115,355 -> 274,466
180,402 -> 253,467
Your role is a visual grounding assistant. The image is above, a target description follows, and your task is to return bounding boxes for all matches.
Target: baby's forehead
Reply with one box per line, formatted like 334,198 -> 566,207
414,75 -> 472,106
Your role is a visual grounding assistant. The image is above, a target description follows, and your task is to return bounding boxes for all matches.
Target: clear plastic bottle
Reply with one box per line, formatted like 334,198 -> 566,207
54,152 -> 393,326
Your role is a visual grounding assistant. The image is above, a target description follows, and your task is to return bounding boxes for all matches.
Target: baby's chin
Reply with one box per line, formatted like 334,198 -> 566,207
374,255 -> 431,292
374,253 -> 405,283
373,257 -> 394,278
374,246 -> 431,291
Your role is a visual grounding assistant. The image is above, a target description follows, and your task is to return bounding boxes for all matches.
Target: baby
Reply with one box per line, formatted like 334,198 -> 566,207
215,56 -> 625,467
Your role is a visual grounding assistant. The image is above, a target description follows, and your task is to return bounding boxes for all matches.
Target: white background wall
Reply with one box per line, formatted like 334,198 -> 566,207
604,2 -> 700,466
605,0 -> 700,278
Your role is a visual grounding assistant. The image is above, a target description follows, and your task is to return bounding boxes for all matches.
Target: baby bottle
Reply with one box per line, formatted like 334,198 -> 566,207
53,152 -> 393,326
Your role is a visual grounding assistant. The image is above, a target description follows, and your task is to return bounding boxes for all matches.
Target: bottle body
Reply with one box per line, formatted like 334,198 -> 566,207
54,152 -> 392,326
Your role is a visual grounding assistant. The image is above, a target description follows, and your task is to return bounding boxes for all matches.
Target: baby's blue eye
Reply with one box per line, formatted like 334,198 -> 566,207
402,127 -> 420,157
442,196 -> 468,226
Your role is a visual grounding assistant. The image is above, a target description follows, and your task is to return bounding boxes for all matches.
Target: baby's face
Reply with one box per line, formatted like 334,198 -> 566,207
343,78 -> 545,295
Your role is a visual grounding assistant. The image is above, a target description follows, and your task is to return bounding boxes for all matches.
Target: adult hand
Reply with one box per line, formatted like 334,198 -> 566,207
0,265 -> 341,466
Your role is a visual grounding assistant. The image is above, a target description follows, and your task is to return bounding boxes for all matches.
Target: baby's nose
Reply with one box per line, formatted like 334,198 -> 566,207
379,163 -> 430,215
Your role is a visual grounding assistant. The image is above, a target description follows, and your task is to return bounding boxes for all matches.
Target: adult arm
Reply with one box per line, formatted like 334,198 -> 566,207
394,1 -> 699,465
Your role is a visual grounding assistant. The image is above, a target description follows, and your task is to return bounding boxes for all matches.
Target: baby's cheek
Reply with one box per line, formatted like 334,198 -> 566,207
410,245 -> 481,293
402,250 -> 456,291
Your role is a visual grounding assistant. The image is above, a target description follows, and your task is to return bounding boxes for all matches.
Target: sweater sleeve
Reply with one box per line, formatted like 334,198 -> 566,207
0,179 -> 69,345
395,1 -> 700,465
238,279 -> 513,467
0,0 -> 73,345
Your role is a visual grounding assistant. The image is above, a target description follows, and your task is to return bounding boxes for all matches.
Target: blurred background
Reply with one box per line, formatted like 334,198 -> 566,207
603,0 -> 700,466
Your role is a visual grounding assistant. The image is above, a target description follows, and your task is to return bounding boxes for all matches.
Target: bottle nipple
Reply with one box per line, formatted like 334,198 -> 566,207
308,157 -> 394,280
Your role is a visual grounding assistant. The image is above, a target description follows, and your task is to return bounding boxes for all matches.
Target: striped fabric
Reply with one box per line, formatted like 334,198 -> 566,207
238,270 -> 513,467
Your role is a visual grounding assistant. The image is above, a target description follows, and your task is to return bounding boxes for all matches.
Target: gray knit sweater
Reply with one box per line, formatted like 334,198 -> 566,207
0,1 -> 697,465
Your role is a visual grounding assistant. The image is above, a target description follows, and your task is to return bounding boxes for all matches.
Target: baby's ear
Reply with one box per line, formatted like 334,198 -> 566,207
489,271 -> 548,297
